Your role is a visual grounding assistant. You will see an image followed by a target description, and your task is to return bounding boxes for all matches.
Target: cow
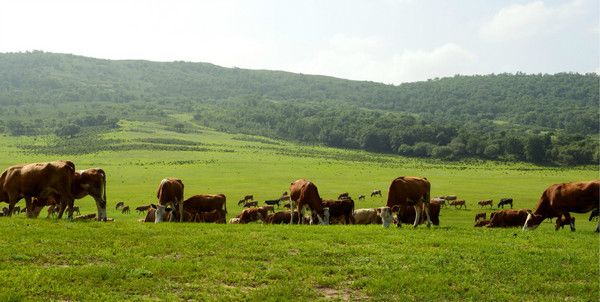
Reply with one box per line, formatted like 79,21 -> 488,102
0,161 -> 76,219
115,201 -> 125,210
523,180 -> 600,231
498,198 -> 513,209
589,208 -> 599,221
486,209 -> 528,228
352,207 -> 393,228
555,216 -> 575,231
243,195 -> 253,202
478,199 -> 493,208
121,205 -> 130,214
180,194 -> 227,218
289,179 -> 326,225
319,198 -> 355,224
337,192 -> 350,200
238,206 -> 269,224
194,209 -> 226,223
267,211 -> 302,224
444,195 -> 457,201
135,205 -> 151,214
358,195 -> 365,201
386,176 -> 432,228
432,197 -> 446,208
243,201 -> 258,208
371,190 -> 382,197
393,202 -> 441,226
264,199 -> 281,207
154,178 -> 184,223
475,212 -> 486,222
449,199 -> 466,209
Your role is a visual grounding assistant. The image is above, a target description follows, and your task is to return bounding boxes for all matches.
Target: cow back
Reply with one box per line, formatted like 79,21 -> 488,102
157,178 -> 184,206
183,194 -> 227,213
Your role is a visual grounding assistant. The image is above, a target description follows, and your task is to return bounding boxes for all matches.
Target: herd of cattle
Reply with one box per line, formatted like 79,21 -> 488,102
0,160 -> 598,232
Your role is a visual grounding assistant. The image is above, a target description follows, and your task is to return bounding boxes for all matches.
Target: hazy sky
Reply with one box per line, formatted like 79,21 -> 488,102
0,0 -> 598,84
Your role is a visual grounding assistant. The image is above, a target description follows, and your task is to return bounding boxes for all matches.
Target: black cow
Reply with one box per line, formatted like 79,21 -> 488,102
498,198 -> 513,209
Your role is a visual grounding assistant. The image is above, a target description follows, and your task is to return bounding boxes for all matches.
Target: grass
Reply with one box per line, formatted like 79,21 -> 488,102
0,119 -> 598,301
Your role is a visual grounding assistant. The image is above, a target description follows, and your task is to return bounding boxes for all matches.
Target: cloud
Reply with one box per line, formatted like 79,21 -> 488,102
480,0 -> 586,42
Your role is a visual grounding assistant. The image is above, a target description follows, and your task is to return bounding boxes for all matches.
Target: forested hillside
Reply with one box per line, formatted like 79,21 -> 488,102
0,51 -> 598,165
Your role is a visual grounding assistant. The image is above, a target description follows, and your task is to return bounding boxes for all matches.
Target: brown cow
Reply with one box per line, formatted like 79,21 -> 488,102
194,209 -> 226,223
238,206 -> 269,224
135,205 -> 151,214
0,161 -> 76,219
487,209 -> 529,228
320,199 -> 355,224
182,194 -> 227,214
267,211 -> 302,224
523,180 -> 600,231
386,176 -> 432,228
289,179 -> 326,225
154,178 -> 184,223
393,202 -> 441,226
121,205 -> 130,214
337,192 -> 350,200
478,199 -> 493,208
475,212 -> 487,222
449,199 -> 466,209
353,207 -> 393,228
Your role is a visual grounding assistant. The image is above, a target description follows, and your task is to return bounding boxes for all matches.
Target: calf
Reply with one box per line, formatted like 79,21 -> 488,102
449,199 -> 466,209
392,202 -> 441,226
238,206 -> 269,224
475,212 -> 486,222
487,209 -> 528,228
319,199 -> 355,224
267,211 -> 302,224
353,207 -> 393,228
194,209 -> 226,224
478,199 -> 493,208
498,198 -> 513,209
431,198 -> 446,208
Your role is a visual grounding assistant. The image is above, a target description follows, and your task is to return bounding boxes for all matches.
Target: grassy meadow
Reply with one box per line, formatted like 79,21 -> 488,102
0,119 -> 598,301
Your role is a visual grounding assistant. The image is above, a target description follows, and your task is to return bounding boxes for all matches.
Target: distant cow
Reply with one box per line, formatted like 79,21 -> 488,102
358,195 -> 365,201
478,199 -> 493,208
115,201 -> 125,210
353,207 -> 393,228
267,211 -> 302,224
243,195 -> 253,202
320,198 -> 355,224
264,199 -> 281,207
475,212 -> 486,222
194,209 -> 226,223
371,190 -> 382,197
121,205 -> 130,214
289,179 -> 326,225
135,205 -> 151,214
337,192 -> 350,200
449,199 -> 466,209
243,201 -> 258,208
393,202 -> 441,226
0,161 -> 76,219
238,206 -> 269,224
154,178 -> 184,223
444,195 -> 457,201
486,209 -> 529,228
431,197 -> 446,207
498,198 -> 513,209
386,176 -> 432,228
523,180 -> 599,231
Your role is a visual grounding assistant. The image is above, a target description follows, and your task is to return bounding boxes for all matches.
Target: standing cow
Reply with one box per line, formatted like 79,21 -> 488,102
386,176 -> 432,228
0,161 -> 76,219
523,180 -> 600,231
154,178 -> 184,223
289,179 -> 326,225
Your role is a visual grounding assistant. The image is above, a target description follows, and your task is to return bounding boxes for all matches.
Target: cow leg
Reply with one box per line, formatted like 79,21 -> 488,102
424,204 -> 432,228
564,213 -> 575,232
93,196 -> 107,222
57,201 -> 67,219
413,205 -> 421,228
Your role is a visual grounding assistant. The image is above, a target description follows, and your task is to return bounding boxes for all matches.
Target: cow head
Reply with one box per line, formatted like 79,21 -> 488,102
152,204 -> 174,223
377,207 -> 393,228
522,210 -> 544,231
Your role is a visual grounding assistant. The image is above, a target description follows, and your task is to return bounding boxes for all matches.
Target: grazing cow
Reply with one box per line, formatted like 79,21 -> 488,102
432,197 -> 446,208
353,207 -> 394,228
237,199 -> 246,206
289,179 -> 326,225
243,201 -> 258,208
154,178 -> 184,223
238,206 -> 269,224
337,192 -> 350,200
387,176 -> 432,228
393,202 -> 441,226
444,195 -> 457,201
135,205 -> 151,214
486,209 -> 529,228
523,180 -> 600,231
181,194 -> 227,217
115,201 -> 125,210
243,195 -> 253,202
264,199 -> 281,207
319,199 -> 355,224
267,211 -> 302,224
589,208 -> 599,221
0,161 -> 76,219
555,216 -> 575,231
475,212 -> 487,222
371,190 -> 382,197
498,198 -> 513,209
358,195 -> 365,201
194,209 -> 226,223
478,199 -> 493,208
449,199 -> 466,209
121,205 -> 130,214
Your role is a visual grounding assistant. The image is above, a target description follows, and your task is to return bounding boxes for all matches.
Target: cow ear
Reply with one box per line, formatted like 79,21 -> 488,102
151,204 -> 157,209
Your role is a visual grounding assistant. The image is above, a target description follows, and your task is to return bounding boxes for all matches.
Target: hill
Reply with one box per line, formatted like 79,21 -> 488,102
0,51 -> 598,165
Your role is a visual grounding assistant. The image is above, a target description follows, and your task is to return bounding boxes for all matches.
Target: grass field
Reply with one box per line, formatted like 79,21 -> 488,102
0,119 -> 598,301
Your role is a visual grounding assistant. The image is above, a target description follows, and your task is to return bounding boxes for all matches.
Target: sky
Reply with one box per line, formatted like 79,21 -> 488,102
0,0 -> 598,84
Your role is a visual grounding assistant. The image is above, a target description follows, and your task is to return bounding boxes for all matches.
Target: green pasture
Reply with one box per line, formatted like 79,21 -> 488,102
0,120 -> 598,301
